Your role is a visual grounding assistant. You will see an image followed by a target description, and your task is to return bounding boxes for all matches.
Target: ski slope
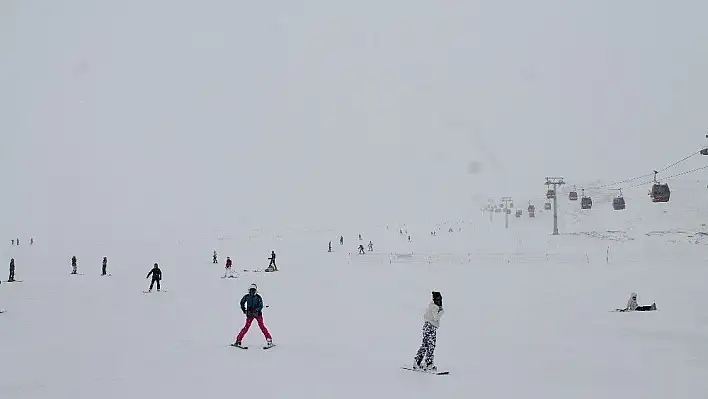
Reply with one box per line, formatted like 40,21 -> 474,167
2,180 -> 708,399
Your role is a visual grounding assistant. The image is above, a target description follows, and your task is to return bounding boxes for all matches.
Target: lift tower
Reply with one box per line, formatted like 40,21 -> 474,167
545,177 -> 565,235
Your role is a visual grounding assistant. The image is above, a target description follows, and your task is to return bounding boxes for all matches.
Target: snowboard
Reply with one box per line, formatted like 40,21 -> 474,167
401,367 -> 449,375
5,280 -> 22,283
143,290 -> 167,293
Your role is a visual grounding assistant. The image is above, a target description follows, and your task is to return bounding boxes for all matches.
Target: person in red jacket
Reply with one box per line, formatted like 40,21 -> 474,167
223,256 -> 235,278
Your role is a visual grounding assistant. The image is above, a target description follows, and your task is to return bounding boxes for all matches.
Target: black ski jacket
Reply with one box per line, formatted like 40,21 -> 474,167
147,267 -> 162,280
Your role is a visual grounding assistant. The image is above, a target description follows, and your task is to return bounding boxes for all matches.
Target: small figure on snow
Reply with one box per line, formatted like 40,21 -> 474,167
265,251 -> 277,272
71,256 -> 78,275
30,237 -> 33,245
11,239 -> 14,246
101,257 -> 108,276
340,236 -> 344,245
413,291 -> 444,372
224,256 -> 235,278
213,250 -> 218,264
359,234 -> 362,241
9,258 -> 15,282
617,292 -> 656,312
328,241 -> 332,252
232,283 -> 273,348
358,244 -> 365,254
146,263 -> 162,292
367,241 -> 373,252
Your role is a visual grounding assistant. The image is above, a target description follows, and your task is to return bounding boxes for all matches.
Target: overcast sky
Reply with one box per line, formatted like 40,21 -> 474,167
1,0 -> 706,238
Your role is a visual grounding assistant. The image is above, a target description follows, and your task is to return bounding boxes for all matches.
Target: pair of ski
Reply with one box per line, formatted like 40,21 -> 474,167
230,343 -> 275,350
142,290 -> 167,293
401,366 -> 449,375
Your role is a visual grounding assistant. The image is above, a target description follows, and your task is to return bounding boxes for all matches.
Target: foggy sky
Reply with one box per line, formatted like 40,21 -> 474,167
2,0 -> 706,239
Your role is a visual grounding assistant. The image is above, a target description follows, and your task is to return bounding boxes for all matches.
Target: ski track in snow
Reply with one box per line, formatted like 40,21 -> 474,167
2,182 -> 708,398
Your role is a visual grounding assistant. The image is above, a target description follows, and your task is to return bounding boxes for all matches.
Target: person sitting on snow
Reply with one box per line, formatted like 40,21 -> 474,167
619,292 -> 656,312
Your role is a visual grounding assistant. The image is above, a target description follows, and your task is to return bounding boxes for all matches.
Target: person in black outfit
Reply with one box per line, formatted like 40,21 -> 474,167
9,258 -> 15,282
102,257 -> 108,276
146,263 -> 162,292
71,256 -> 78,274
266,251 -> 277,272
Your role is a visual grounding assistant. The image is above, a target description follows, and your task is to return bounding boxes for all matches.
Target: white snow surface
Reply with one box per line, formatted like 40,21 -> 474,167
2,180 -> 708,399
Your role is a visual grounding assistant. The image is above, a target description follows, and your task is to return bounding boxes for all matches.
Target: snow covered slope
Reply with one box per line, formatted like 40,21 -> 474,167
2,178 -> 708,399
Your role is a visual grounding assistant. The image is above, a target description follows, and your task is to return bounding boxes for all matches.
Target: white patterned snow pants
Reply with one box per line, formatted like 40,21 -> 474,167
414,321 -> 437,366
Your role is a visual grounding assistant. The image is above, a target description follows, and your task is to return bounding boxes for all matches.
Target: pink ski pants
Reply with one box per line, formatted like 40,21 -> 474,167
236,315 -> 272,341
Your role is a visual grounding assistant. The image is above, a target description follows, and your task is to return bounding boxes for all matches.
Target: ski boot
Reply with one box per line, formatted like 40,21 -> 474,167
231,341 -> 244,348
413,358 -> 423,370
651,302 -> 657,310
423,363 -> 437,372
264,338 -> 274,348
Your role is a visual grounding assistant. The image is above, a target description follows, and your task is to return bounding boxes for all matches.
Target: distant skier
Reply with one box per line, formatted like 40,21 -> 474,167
265,251 -> 277,272
367,241 -> 373,251
30,238 -> 33,245
146,263 -> 162,292
11,239 -> 14,246
16,238 -> 19,245
101,257 -> 108,276
9,258 -> 15,282
413,291 -> 444,371
617,292 -> 656,312
213,250 -> 218,264
358,244 -> 365,254
71,256 -> 78,274
232,283 -> 273,348
358,234 -> 362,241
328,241 -> 332,252
224,256 -> 234,278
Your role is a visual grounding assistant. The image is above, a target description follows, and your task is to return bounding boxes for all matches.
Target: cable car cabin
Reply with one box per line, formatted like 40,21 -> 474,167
580,196 -> 592,210
505,208 -> 511,214
569,191 -> 578,201
544,202 -> 552,210
612,196 -> 626,210
546,189 -> 555,199
515,209 -> 522,218
650,183 -> 670,203
528,210 -> 535,218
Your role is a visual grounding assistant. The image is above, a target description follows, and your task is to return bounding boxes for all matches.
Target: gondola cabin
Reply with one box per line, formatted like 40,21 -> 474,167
580,196 -> 592,210
544,202 -> 552,210
515,209 -> 522,218
569,191 -> 578,201
651,183 -> 670,203
527,204 -> 535,218
546,189 -> 555,199
612,196 -> 626,210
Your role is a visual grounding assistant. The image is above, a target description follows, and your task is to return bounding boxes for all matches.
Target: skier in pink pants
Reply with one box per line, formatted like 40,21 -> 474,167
232,284 -> 273,348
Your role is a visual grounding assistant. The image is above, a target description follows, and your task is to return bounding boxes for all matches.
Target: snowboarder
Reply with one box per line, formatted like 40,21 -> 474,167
367,241 -> 373,251
265,251 -> 277,272
71,256 -> 78,274
232,283 -> 273,348
9,258 -> 15,282
224,256 -> 234,278
328,241 -> 332,252
213,250 -> 218,264
413,291 -> 444,371
146,263 -> 162,292
618,292 -> 656,312
358,244 -> 365,254
101,257 -> 107,276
